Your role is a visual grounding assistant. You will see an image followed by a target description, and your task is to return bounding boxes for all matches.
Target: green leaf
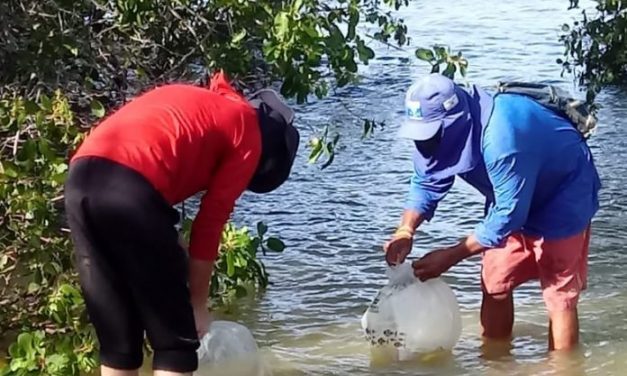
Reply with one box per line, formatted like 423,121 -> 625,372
231,29 -> 247,44
459,64 -> 467,77
19,140 -> 38,162
7,342 -> 20,359
64,44 -> 79,57
415,48 -> 435,62
16,333 -> 33,355
266,237 -> 286,252
346,57 -> 358,73
256,222 -> 268,237
320,151 -> 335,170
357,40 -> 375,63
53,163 -> 68,174
24,100 -> 40,115
293,0 -> 304,11
275,12 -> 290,37
45,354 -> 71,374
38,139 -> 54,160
27,283 -> 40,294
442,63 -> 456,78
0,161 -> 18,178
226,251 -> 235,277
90,100 -> 105,118
238,255 -> 248,268
308,136 -> 323,164
39,94 -> 52,111
327,23 -> 345,47
434,45 -> 447,59
362,119 -> 373,139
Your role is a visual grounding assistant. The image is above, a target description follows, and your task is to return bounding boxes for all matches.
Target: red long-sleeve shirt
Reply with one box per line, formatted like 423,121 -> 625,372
71,72 -> 261,261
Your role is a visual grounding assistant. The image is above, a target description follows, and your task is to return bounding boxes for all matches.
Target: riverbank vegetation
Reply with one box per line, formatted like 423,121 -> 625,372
559,0 -> 627,108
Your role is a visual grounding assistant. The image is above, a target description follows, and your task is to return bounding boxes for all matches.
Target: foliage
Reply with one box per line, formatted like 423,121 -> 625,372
0,0 -> 410,111
559,0 -> 627,107
0,91 -> 83,335
0,92 -> 99,376
414,45 -> 469,81
180,219 -> 286,307
0,0 -> 413,170
308,126 -> 342,169
0,285 -> 97,376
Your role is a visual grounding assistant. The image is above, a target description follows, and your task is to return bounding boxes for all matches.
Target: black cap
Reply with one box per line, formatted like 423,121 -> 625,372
247,89 -> 300,194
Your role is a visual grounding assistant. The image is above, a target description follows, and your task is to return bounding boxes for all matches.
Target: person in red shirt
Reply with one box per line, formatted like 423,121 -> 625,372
63,71 -> 299,376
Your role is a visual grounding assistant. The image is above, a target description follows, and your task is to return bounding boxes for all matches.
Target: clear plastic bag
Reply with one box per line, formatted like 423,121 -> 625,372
361,263 -> 462,361
196,320 -> 268,376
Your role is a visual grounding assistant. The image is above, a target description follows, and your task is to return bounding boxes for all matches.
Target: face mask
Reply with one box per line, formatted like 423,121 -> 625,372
414,127 -> 442,158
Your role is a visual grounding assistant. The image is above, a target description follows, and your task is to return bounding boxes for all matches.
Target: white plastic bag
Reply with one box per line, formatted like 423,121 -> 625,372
196,320 -> 268,376
361,263 -> 462,361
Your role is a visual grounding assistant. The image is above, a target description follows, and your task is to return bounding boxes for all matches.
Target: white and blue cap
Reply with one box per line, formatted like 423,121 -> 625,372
399,73 -> 469,141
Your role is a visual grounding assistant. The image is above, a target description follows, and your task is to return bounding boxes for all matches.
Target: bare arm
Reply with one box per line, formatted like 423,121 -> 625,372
396,209 -> 426,236
189,259 -> 214,308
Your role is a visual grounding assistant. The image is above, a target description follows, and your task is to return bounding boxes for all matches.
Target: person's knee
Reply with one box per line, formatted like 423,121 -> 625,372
543,286 -> 580,313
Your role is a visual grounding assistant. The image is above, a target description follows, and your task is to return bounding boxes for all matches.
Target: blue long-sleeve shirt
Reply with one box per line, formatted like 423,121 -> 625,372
405,93 -> 601,248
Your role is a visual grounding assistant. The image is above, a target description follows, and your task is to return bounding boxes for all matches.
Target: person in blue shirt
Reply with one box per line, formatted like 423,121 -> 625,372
384,73 -> 601,351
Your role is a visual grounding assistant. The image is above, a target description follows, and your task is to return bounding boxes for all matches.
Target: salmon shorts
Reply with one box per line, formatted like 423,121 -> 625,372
481,226 -> 591,312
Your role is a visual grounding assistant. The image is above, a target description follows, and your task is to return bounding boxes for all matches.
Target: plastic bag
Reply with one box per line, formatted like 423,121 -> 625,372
361,263 -> 462,361
196,320 -> 268,376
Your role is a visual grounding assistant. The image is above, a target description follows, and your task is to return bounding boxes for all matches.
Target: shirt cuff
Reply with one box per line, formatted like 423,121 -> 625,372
473,221 -> 507,249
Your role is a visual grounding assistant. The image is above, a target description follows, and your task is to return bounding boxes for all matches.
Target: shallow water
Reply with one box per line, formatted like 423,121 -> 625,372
179,0 -> 627,375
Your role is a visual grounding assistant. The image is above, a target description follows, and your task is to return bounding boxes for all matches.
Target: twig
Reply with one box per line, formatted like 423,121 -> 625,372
364,33 -> 406,51
51,195 -> 65,202
156,34 -> 211,81
12,129 -> 19,156
96,24 -> 119,38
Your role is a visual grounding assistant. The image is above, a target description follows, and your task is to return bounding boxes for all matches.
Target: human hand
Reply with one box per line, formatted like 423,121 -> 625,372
411,247 -> 462,281
383,226 -> 414,265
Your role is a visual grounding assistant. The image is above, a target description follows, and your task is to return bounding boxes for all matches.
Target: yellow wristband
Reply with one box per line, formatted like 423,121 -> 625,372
394,228 -> 414,238
396,225 -> 415,235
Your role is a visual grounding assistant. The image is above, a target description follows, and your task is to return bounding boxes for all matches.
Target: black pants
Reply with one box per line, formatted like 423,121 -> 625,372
64,157 -> 199,372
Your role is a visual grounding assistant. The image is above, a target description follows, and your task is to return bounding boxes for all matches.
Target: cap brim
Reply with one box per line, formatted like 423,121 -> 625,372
248,89 -> 294,125
398,119 -> 443,141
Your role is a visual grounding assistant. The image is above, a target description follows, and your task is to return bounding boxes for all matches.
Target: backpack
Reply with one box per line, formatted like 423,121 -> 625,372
494,81 -> 597,139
